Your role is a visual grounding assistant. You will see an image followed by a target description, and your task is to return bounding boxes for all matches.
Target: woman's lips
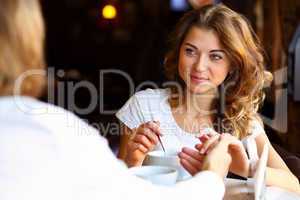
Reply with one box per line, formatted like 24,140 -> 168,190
190,75 -> 209,84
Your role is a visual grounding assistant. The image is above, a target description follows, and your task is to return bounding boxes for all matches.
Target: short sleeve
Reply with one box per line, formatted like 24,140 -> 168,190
116,94 -> 144,129
248,119 -> 265,139
242,118 -> 266,176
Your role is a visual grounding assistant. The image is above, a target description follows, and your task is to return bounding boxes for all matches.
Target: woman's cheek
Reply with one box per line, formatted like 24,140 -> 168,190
178,64 -> 186,80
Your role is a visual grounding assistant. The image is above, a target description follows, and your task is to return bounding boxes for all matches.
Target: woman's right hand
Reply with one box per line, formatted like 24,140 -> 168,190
201,135 -> 232,179
125,121 -> 161,167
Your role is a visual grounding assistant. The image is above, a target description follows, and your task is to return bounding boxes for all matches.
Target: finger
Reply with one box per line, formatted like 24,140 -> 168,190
139,127 -> 159,145
178,152 -> 203,170
133,134 -> 153,150
200,134 -> 220,154
181,147 -> 204,161
197,131 -> 215,146
130,142 -> 148,154
153,120 -> 160,126
180,158 -> 198,176
136,143 -> 149,153
227,139 -> 248,158
195,143 -> 204,151
228,139 -> 243,150
205,137 -> 224,154
219,134 -> 241,149
198,134 -> 211,143
146,121 -> 162,136
129,128 -> 138,140
212,136 -> 235,153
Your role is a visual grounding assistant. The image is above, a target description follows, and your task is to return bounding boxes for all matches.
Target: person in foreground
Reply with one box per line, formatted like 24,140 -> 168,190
0,0 -> 241,200
117,4 -> 300,193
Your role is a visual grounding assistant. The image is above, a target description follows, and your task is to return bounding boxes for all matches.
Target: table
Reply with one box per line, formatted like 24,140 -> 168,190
224,178 -> 300,200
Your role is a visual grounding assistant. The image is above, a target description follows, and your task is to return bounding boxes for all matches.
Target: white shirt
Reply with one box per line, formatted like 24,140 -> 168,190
116,89 -> 265,170
0,96 -> 225,200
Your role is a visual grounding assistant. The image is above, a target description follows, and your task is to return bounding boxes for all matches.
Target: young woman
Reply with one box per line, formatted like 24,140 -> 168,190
0,1 -> 242,200
117,4 -> 300,193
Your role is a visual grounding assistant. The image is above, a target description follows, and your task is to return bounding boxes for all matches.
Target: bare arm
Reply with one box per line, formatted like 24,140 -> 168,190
255,133 -> 300,193
117,124 -> 130,160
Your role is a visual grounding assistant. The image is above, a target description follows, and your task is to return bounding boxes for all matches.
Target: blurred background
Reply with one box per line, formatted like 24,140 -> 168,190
40,0 -> 300,160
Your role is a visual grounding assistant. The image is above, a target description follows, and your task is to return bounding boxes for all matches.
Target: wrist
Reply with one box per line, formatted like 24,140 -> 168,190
125,153 -> 144,167
202,160 -> 226,179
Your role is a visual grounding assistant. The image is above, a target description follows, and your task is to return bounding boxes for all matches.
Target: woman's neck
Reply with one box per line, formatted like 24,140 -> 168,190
176,89 -> 217,120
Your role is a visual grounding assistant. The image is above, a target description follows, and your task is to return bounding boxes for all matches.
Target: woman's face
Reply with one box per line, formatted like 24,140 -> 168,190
178,26 -> 231,94
188,0 -> 213,9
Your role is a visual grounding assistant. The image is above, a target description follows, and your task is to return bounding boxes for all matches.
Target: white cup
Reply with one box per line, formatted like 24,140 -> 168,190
129,166 -> 178,186
143,150 -> 191,181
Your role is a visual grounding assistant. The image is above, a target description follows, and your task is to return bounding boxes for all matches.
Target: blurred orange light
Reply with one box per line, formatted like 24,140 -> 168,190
102,5 -> 117,19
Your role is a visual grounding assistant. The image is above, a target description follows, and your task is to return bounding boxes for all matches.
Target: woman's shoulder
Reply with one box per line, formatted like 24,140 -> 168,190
0,96 -> 98,136
30,100 -> 98,135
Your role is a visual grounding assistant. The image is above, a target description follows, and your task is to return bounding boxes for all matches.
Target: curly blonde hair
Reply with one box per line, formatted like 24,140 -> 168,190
164,4 -> 272,139
0,0 -> 45,97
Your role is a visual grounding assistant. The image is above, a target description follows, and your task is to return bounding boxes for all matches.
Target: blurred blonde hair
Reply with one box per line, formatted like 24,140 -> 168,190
0,0 -> 45,97
164,4 -> 273,139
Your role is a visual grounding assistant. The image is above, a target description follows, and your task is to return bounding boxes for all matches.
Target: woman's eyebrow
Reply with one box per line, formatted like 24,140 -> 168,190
184,43 -> 225,54
209,49 -> 226,54
184,42 -> 198,49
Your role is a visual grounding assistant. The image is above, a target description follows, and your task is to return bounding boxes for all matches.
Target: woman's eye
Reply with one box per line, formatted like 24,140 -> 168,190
210,54 -> 222,61
185,48 -> 196,56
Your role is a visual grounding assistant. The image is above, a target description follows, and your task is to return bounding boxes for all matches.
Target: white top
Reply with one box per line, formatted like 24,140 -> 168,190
0,96 -> 225,200
116,89 -> 265,169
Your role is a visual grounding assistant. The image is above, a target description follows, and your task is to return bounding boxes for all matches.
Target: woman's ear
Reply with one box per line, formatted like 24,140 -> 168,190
263,70 -> 273,88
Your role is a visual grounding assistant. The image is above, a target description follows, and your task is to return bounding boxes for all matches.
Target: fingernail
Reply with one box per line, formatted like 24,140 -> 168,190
182,147 -> 188,152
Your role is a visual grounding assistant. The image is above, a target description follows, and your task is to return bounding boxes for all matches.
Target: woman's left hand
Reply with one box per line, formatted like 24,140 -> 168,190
178,147 -> 205,176
197,133 -> 250,177
178,134 -> 217,176
179,133 -> 250,177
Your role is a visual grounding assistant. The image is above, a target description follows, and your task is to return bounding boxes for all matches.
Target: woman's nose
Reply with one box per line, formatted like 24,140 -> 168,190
194,55 -> 209,72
